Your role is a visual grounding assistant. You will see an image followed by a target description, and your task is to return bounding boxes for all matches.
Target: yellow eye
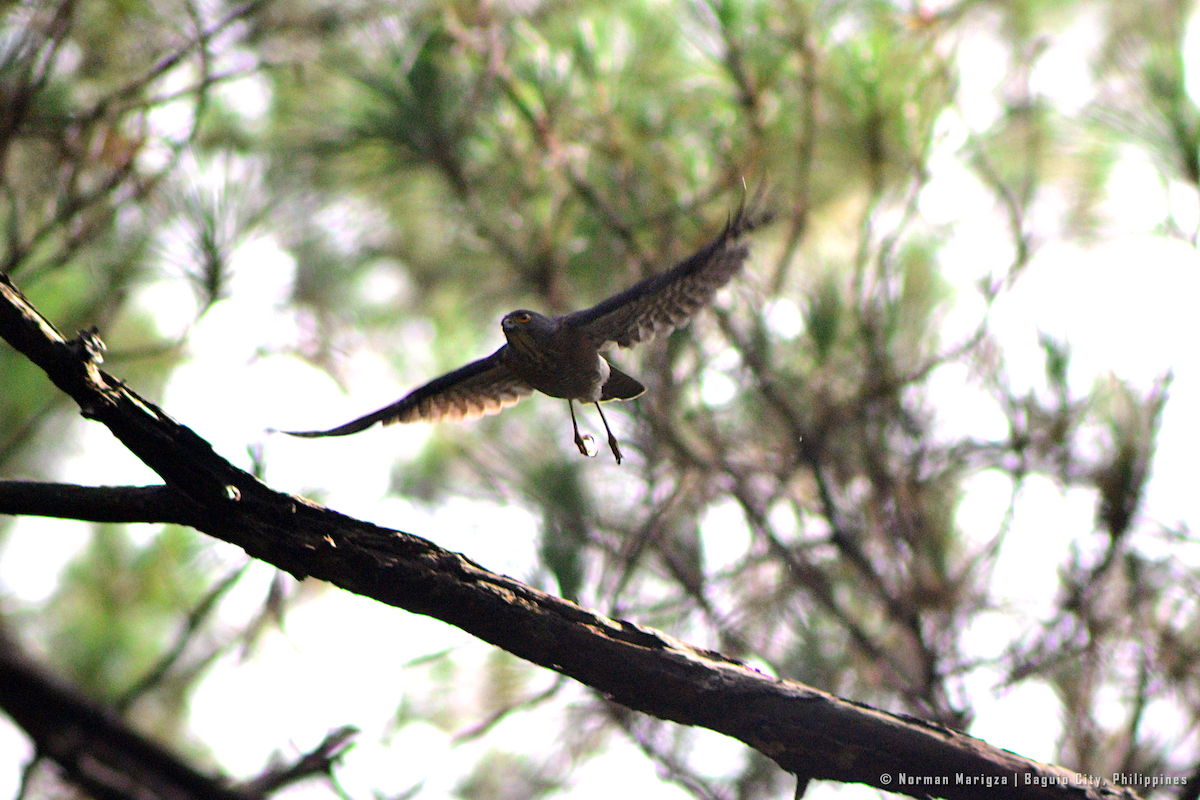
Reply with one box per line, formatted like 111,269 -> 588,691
515,312 -> 531,324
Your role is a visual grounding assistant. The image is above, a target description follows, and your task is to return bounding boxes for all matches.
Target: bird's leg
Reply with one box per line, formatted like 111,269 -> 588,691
568,400 -> 595,457
593,402 -> 623,464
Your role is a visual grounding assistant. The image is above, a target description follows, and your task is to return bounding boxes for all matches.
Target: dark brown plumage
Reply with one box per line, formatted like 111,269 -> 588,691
283,206 -> 769,463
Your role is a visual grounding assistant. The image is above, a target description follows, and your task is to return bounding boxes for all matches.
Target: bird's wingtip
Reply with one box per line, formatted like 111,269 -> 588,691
270,421 -> 380,438
729,181 -> 774,236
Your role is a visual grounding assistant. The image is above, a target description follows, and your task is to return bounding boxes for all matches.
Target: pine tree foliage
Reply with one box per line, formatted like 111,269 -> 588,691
0,0 -> 1196,798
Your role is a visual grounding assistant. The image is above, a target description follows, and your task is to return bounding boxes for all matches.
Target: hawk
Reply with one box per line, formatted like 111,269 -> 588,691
283,205 -> 769,463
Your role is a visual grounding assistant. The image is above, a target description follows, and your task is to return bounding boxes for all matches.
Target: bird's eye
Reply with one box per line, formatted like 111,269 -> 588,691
515,312 -> 531,324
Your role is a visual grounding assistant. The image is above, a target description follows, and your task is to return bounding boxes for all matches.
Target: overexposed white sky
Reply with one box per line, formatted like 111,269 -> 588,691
3,10 -> 1200,800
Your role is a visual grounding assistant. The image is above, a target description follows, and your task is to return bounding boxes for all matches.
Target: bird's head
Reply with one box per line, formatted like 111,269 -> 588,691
501,310 -> 555,361
502,309 -> 554,335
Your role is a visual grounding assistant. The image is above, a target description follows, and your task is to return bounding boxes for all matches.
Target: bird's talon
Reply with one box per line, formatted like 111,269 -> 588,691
575,433 -> 597,458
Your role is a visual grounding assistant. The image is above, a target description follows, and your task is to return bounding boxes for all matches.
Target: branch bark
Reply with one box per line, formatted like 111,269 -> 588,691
0,270 -> 1142,800
0,482 -> 198,524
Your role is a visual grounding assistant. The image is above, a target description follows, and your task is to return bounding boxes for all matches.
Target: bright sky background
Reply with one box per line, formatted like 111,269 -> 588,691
2,7 -> 1200,800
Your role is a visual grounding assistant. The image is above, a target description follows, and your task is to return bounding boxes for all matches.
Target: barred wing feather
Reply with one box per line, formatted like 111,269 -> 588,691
564,208 -> 767,350
282,347 -> 534,437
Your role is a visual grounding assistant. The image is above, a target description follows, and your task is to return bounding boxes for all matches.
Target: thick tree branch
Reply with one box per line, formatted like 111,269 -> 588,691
0,270 -> 1140,800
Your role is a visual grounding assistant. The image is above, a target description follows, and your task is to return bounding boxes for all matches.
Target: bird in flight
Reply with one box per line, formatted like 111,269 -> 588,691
283,205 -> 769,464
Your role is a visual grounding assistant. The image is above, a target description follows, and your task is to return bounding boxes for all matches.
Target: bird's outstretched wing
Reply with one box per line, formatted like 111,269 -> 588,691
282,346 -> 534,437
562,205 -> 770,350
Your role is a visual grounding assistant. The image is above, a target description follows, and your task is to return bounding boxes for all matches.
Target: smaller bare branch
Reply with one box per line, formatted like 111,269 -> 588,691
236,726 -> 359,798
0,481 -> 202,525
451,677 -> 567,744
116,563 -> 251,713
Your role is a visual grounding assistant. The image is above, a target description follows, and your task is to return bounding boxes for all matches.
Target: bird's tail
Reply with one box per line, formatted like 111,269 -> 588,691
601,363 -> 646,401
